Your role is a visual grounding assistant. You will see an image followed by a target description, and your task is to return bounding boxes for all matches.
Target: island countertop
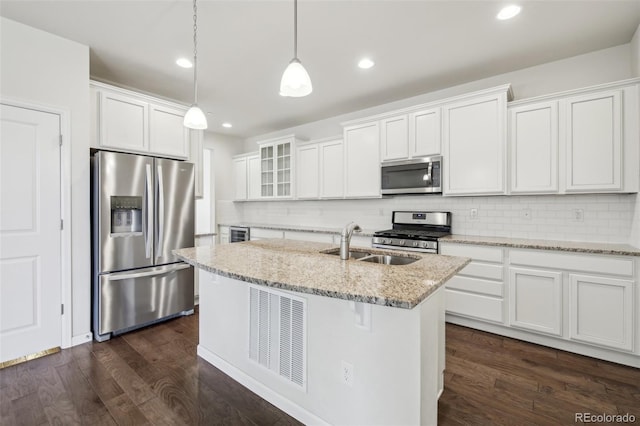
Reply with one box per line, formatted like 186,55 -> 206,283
174,239 -> 470,309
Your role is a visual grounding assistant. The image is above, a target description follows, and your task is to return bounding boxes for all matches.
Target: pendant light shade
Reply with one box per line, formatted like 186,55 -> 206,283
183,105 -> 208,130
280,0 -> 312,97
184,0 -> 208,129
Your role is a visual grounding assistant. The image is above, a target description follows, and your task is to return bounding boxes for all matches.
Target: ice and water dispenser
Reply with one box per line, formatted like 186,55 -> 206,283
110,196 -> 142,234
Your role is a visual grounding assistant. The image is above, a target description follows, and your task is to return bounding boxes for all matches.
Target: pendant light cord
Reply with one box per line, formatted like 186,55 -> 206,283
192,0 -> 198,104
293,0 -> 298,59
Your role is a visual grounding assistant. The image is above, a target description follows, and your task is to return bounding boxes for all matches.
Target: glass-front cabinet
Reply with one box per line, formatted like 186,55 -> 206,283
258,135 -> 297,198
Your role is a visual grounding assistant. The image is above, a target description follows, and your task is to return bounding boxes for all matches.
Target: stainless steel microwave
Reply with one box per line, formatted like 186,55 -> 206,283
381,156 -> 442,195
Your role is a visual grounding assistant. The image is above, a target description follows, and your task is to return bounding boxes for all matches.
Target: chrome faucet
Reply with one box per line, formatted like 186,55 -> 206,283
340,222 -> 362,260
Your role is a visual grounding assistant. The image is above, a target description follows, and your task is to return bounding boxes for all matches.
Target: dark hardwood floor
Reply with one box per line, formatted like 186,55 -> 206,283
2,309 -> 639,425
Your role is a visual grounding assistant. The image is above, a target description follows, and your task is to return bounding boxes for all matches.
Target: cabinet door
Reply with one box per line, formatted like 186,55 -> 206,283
509,102 -> 558,194
260,145 -> 274,197
320,139 -> 344,198
296,144 -> 319,199
247,154 -> 262,200
99,90 -> 149,152
409,108 -> 440,157
149,105 -> 189,159
344,122 -> 381,198
380,115 -> 408,161
443,94 -> 506,195
569,274 -> 633,351
275,142 -> 292,197
564,90 -> 622,192
189,129 -> 204,198
509,267 -> 562,336
233,157 -> 247,200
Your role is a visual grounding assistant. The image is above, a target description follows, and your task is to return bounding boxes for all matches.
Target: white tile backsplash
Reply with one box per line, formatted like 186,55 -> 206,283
226,193 -> 637,244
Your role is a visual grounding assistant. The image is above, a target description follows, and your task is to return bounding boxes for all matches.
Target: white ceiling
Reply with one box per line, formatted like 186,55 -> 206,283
2,1 -> 640,139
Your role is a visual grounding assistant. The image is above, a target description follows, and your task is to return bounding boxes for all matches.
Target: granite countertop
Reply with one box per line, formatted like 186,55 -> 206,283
174,239 -> 470,309
442,234 -> 640,257
217,222 -> 376,237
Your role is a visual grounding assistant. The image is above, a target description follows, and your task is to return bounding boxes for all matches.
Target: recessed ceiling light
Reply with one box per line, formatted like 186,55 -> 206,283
222,123 -> 232,128
358,58 -> 375,69
176,57 -> 193,68
497,5 -> 521,20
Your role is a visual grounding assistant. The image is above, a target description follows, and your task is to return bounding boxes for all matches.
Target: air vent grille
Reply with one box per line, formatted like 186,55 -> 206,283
249,285 -> 306,390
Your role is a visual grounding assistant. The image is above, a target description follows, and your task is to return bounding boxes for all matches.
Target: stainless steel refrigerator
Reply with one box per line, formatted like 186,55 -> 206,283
91,151 -> 195,342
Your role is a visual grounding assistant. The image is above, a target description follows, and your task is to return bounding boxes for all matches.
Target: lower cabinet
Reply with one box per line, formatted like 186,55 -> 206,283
441,242 -> 638,363
218,226 -> 230,244
569,274 -> 633,351
508,267 -> 562,336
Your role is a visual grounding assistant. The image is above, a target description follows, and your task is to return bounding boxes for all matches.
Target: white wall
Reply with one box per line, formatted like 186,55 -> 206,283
238,42 -> 640,246
630,23 -> 640,248
202,131 -> 245,226
0,18 -> 91,339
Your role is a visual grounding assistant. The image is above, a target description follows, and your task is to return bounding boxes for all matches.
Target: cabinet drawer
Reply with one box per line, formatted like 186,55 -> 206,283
510,250 -> 633,277
458,261 -> 503,281
250,228 -> 284,240
445,289 -> 503,323
440,243 -> 503,263
446,275 -> 503,297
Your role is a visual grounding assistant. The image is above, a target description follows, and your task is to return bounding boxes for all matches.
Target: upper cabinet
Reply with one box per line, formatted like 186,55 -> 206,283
409,108 -> 441,158
232,152 -> 260,201
442,87 -> 511,196
258,135 -> 298,199
509,101 -> 559,194
90,81 -> 191,160
507,80 -> 639,195
296,143 -> 319,199
295,138 -> 344,200
188,129 -> 204,199
380,115 -> 409,161
344,122 -> 381,198
232,155 -> 248,201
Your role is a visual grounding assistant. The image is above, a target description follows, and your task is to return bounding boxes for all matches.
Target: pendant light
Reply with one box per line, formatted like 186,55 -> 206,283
183,0 -> 208,129
279,0 -> 312,97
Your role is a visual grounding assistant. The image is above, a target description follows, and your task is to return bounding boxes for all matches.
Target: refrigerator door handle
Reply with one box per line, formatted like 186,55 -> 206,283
106,263 -> 191,281
144,163 -> 153,258
156,165 -> 165,259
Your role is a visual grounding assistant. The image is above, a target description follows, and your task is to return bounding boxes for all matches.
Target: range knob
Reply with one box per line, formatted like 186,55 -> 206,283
383,238 -> 391,245
412,241 -> 419,247
399,239 -> 405,246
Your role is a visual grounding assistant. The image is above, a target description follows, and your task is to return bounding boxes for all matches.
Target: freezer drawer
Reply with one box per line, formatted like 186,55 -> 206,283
94,263 -> 194,341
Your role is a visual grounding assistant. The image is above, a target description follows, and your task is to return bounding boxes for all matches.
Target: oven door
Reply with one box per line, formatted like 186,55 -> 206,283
381,156 -> 441,195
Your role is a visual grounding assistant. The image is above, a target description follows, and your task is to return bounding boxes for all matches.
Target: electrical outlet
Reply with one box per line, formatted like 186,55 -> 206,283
522,208 -> 532,220
573,209 -> 584,222
470,208 -> 478,220
341,361 -> 354,387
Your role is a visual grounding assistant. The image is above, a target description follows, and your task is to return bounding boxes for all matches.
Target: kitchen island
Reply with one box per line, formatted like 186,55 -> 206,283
175,239 -> 469,425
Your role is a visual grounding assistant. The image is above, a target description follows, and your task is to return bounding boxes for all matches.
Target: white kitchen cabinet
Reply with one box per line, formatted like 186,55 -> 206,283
319,139 -> 344,198
440,243 -> 505,323
380,115 -> 409,161
232,156 -> 248,201
443,89 -> 509,195
343,122 -> 381,198
91,81 -> 191,160
98,89 -> 149,153
508,267 -> 563,336
149,104 -> 190,158
509,101 -> 559,194
295,143 -> 319,199
189,129 -> 204,199
569,274 -> 633,351
409,108 -> 441,157
258,135 -> 297,198
247,153 -> 261,200
563,90 -> 622,192
218,226 -> 230,244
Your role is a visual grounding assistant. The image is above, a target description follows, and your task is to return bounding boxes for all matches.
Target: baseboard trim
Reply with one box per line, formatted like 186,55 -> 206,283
70,332 -> 92,347
197,345 -> 330,426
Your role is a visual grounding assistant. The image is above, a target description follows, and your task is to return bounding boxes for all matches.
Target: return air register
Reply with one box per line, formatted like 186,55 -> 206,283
249,285 -> 307,390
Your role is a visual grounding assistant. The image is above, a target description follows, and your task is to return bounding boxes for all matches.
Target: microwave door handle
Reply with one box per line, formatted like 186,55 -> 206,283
156,165 -> 164,259
424,163 -> 433,185
144,164 -> 152,258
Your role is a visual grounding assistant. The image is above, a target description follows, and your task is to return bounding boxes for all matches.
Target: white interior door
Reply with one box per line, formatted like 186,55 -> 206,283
0,103 -> 62,363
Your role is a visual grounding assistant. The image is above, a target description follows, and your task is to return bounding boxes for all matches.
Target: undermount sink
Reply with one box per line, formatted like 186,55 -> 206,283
322,248 -> 372,259
321,248 -> 419,265
358,254 -> 419,265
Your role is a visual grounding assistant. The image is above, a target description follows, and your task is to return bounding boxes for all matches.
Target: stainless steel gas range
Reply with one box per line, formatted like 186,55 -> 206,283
372,211 -> 451,254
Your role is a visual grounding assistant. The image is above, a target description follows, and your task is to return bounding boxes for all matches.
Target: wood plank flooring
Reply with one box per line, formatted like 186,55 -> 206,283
2,309 -> 639,425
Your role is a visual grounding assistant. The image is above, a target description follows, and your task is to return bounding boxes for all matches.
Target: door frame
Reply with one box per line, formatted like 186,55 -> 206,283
1,96 -> 73,349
